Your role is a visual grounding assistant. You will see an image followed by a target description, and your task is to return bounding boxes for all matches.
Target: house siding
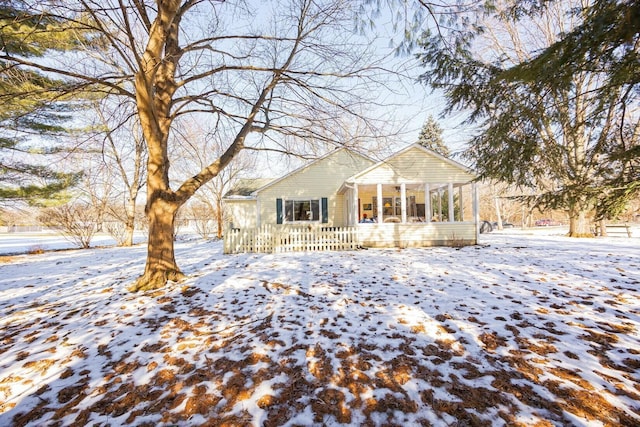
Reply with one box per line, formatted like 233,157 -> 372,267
335,193 -> 347,226
257,149 -> 374,226
225,199 -> 258,228
354,146 -> 475,184
358,222 -> 477,247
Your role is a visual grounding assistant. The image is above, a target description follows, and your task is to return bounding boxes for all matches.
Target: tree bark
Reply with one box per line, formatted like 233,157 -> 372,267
216,195 -> 223,239
123,196 -> 136,246
567,198 -> 593,237
129,0 -> 182,291
493,187 -> 503,230
598,219 -> 607,237
130,196 -> 185,291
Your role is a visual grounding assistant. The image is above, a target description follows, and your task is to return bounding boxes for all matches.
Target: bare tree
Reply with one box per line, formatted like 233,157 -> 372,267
77,157 -> 114,232
173,120 -> 256,239
94,102 -> 146,246
65,98 -> 146,246
38,202 -> 99,249
1,1 -> 391,290
186,202 -> 216,239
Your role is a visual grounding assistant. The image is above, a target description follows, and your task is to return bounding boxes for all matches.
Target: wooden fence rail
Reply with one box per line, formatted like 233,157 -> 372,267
223,225 -> 359,254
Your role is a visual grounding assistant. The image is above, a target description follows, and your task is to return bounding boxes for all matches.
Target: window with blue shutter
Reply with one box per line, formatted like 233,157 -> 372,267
278,198 -> 326,223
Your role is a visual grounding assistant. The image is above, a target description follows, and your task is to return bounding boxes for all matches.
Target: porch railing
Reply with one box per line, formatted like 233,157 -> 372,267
223,224 -> 359,254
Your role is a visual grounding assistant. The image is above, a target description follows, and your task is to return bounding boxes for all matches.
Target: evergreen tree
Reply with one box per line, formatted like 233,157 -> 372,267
0,2 -> 85,202
416,115 -> 449,156
1,0 -> 391,291
416,0 -> 637,236
501,0 -> 640,221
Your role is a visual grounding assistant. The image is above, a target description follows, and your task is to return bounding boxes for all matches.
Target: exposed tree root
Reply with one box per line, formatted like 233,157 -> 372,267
129,269 -> 186,292
567,232 -> 595,238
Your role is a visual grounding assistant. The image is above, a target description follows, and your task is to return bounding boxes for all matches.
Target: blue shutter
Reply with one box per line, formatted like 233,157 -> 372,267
321,197 -> 328,223
276,198 -> 283,224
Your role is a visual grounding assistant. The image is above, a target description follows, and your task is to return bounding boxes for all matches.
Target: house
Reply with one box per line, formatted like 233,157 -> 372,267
223,144 -> 479,253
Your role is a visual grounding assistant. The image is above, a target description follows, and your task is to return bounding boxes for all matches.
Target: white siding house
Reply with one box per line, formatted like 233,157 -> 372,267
223,144 -> 479,253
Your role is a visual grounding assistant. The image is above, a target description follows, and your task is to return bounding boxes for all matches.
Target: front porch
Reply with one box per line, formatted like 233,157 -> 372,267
341,181 -> 479,245
343,182 -> 478,225
342,182 -> 478,239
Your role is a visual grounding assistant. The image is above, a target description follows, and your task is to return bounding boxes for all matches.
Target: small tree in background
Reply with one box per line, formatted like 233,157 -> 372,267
417,115 -> 449,157
103,217 -> 128,246
89,101 -> 146,247
418,116 -> 455,221
38,202 -> 99,249
186,202 -> 216,240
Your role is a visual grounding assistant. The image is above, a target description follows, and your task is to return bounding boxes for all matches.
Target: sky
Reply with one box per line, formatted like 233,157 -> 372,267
5,0 -> 474,194
244,2 -> 476,179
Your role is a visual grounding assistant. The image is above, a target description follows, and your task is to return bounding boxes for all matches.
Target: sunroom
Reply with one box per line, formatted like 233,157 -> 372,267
337,146 -> 479,247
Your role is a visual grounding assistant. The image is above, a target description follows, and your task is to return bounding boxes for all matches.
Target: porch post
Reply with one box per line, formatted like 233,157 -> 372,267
448,182 -> 454,222
438,188 -> 443,221
352,184 -> 359,225
400,183 -> 407,223
424,183 -> 431,223
458,185 -> 464,221
376,183 -> 383,223
473,182 -> 480,242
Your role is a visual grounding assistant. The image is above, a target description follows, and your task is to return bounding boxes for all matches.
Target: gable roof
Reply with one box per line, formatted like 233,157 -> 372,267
347,143 -> 475,183
223,144 -> 476,199
249,148 -> 375,195
224,178 -> 275,198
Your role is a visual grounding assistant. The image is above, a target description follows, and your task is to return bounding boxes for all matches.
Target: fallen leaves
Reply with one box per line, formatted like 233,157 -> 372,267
1,236 -> 640,426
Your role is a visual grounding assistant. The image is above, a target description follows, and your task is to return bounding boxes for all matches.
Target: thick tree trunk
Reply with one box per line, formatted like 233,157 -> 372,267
127,0 -> 285,290
130,197 -> 185,291
567,202 -> 592,237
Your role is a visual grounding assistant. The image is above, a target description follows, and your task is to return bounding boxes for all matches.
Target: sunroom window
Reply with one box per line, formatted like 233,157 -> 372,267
285,199 -> 320,222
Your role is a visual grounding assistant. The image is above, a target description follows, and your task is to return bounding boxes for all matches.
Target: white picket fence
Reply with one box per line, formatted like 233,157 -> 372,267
223,224 -> 359,254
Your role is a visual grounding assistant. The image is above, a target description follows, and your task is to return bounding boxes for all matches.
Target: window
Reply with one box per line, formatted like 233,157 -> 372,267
374,196 -> 417,219
382,197 -> 393,216
277,197 -> 328,224
284,199 -> 320,222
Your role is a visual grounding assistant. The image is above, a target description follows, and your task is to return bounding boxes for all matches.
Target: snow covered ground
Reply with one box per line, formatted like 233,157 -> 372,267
0,229 -> 638,426
0,231 -> 147,256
